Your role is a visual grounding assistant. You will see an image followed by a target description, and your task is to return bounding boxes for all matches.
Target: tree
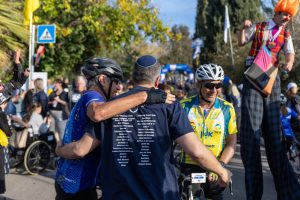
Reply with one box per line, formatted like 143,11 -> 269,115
111,41 -> 169,78
0,1 -> 28,74
35,0 -> 172,78
160,25 -> 193,66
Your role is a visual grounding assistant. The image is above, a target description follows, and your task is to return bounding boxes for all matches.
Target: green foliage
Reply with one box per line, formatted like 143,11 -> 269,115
35,0 -> 171,78
0,0 -> 28,78
160,25 -> 193,67
205,32 -> 250,84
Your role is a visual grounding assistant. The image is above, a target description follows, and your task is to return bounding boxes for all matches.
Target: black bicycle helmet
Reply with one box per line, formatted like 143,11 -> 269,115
82,57 -> 123,81
82,57 -> 123,100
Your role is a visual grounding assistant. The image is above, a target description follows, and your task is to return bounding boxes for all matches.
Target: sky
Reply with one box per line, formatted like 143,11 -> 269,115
152,0 -> 197,36
152,0 -> 275,37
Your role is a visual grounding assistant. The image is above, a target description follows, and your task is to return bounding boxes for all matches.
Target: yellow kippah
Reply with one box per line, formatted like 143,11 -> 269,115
0,129 -> 8,147
274,0 -> 300,17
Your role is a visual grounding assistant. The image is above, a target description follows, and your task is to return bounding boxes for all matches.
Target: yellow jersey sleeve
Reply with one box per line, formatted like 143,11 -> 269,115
228,107 -> 238,135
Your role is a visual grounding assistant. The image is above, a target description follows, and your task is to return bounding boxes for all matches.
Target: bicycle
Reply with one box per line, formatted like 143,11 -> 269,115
284,136 -> 300,175
173,143 -> 233,200
178,165 -> 233,200
178,170 -> 206,200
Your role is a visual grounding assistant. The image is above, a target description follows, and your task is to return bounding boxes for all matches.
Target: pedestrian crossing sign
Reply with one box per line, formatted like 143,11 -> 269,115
37,25 -> 56,44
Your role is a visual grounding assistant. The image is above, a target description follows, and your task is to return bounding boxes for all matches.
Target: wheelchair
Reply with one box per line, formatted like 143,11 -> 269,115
8,125 -> 57,175
283,135 -> 300,175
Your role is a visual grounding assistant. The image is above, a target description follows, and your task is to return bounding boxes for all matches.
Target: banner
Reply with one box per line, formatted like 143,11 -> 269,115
224,5 -> 230,44
24,0 -> 40,25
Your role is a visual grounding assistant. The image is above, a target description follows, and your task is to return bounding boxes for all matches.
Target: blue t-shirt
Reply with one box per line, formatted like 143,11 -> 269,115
55,90 -> 104,193
99,86 -> 194,200
281,107 -> 298,138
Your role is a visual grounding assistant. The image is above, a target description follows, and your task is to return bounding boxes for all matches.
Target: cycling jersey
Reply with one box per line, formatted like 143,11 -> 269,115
55,90 -> 103,194
180,95 -> 237,164
281,107 -> 298,138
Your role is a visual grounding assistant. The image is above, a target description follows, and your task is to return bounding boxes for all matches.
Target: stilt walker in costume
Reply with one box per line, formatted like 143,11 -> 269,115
238,0 -> 300,199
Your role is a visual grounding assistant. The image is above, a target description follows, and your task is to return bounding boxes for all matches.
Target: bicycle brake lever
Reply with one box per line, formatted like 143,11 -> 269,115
229,180 -> 233,195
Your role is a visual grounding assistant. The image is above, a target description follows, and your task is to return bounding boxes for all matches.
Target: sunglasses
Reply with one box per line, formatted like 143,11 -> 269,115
109,77 -> 121,85
203,82 -> 223,90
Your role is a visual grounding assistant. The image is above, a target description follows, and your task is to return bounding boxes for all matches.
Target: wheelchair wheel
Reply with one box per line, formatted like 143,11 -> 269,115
24,140 -> 51,175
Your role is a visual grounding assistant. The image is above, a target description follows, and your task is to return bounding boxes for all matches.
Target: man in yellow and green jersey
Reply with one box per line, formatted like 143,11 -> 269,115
179,63 -> 237,200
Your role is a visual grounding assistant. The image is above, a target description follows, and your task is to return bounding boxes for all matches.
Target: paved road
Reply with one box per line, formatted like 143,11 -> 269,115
0,144 -> 295,200
223,145 -> 276,200
2,169 -> 55,200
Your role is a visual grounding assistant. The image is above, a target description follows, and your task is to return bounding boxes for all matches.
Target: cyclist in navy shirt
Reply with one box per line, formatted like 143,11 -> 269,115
55,57 -> 175,200
99,55 -> 232,200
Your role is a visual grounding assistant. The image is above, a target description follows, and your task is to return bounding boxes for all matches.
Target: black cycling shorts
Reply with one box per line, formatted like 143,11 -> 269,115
55,181 -> 98,200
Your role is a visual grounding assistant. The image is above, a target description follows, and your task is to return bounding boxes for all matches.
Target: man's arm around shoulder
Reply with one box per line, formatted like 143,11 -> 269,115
56,133 -> 100,159
87,90 -> 175,122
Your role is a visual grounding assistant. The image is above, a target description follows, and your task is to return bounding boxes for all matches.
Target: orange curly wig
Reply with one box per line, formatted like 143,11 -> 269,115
274,0 -> 300,16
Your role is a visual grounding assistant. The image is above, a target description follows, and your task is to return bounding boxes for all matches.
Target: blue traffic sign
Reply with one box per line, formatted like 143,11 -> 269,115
37,25 -> 56,44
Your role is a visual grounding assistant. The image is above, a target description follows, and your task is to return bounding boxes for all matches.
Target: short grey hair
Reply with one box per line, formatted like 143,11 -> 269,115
87,75 -> 99,89
132,64 -> 161,84
75,75 -> 87,85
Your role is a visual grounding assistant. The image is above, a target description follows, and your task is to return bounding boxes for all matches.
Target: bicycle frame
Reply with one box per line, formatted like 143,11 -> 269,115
179,172 -> 206,200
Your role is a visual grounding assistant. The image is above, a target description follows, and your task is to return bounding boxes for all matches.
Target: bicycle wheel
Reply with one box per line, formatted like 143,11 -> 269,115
24,140 -> 51,175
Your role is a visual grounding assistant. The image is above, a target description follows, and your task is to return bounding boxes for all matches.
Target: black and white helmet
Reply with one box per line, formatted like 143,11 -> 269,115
195,63 -> 224,81
82,57 -> 123,81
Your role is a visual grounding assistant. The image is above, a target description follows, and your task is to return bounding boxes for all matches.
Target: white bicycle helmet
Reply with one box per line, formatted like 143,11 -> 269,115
195,64 -> 224,81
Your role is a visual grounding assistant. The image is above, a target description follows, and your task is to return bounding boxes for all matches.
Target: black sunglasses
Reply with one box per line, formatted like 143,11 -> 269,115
109,77 -> 121,85
203,82 -> 223,90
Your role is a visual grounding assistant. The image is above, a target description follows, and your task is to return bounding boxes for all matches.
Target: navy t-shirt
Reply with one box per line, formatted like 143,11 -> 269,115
33,90 -> 48,117
100,86 -> 194,200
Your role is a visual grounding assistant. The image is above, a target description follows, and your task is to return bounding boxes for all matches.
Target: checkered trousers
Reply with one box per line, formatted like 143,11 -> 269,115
240,76 -> 300,200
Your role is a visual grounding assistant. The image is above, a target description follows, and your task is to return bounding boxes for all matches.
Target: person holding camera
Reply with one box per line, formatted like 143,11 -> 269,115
0,49 -> 29,195
48,79 -> 69,141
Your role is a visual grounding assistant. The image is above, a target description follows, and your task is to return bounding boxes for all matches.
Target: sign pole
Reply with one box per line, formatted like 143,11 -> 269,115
228,26 -> 234,66
27,12 -> 34,90
31,25 -> 36,76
